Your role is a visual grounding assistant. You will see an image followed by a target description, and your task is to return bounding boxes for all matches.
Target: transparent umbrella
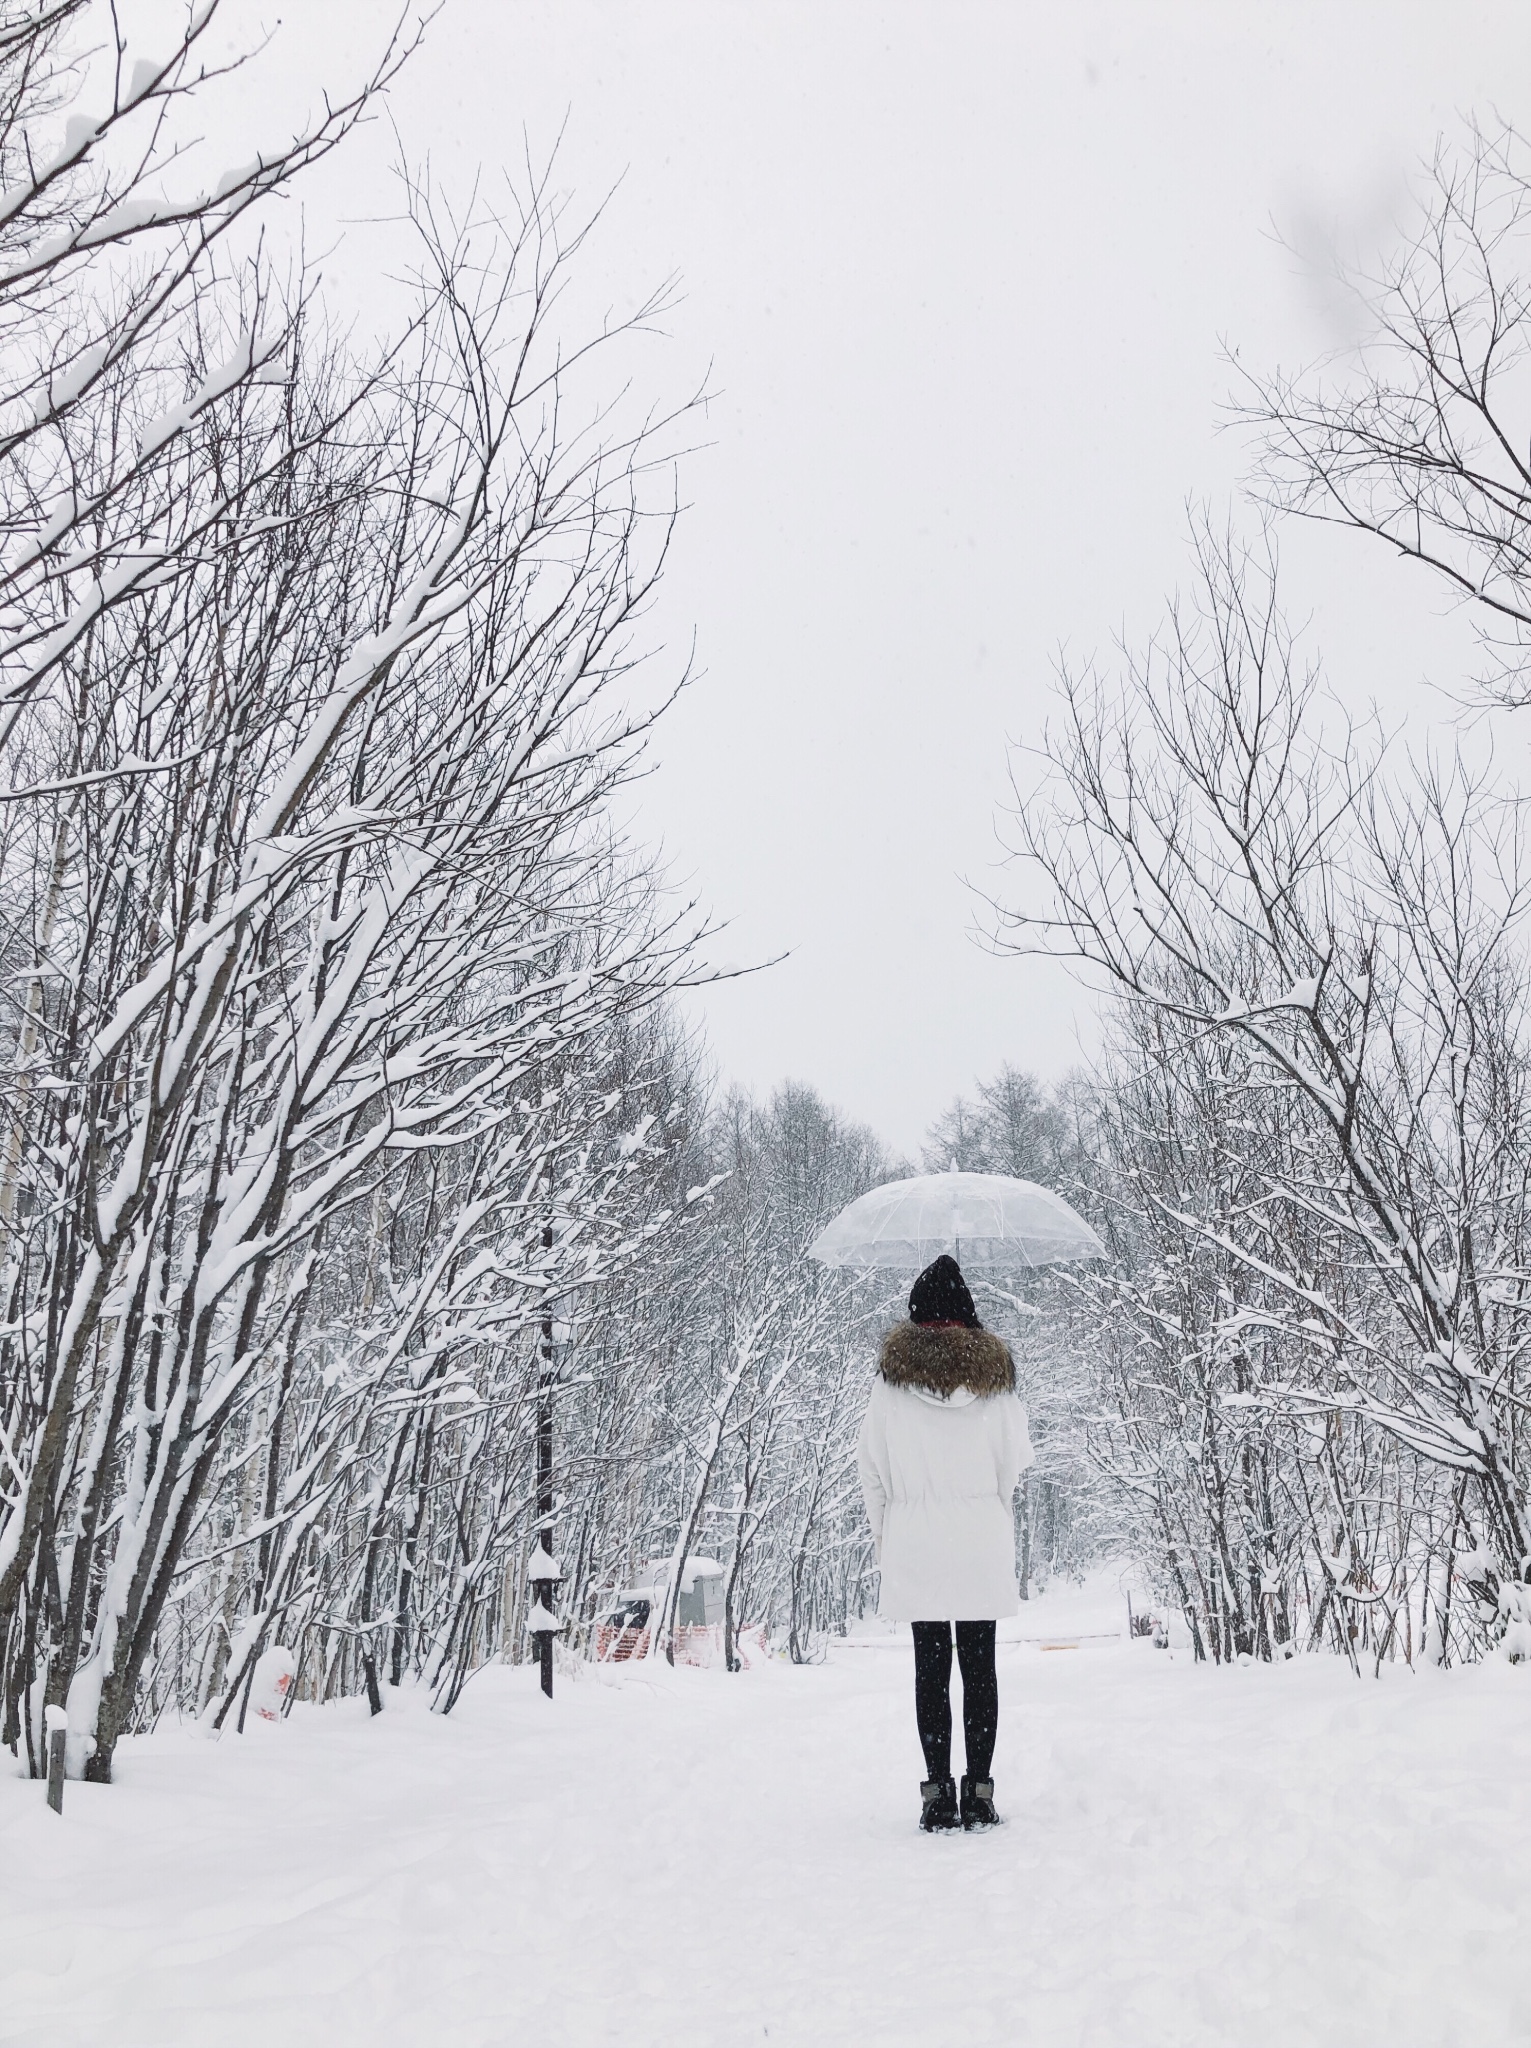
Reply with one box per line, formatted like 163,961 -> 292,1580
807,1170 -> 1106,1273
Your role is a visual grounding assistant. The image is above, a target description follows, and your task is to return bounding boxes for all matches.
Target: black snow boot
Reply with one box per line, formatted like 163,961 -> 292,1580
919,1776 -> 961,1832
961,1775 -> 1000,1829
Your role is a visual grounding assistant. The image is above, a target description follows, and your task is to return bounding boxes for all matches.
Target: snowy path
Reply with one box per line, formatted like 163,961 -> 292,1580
4,1584 -> 1530,2047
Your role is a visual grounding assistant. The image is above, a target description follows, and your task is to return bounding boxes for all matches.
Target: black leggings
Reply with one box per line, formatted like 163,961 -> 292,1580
911,1620 -> 997,1782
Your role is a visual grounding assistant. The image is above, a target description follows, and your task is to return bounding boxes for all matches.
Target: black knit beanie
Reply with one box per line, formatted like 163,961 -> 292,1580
908,1254 -> 981,1329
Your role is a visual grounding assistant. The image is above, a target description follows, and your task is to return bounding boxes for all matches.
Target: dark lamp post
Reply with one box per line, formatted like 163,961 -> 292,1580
530,1213 -> 561,1697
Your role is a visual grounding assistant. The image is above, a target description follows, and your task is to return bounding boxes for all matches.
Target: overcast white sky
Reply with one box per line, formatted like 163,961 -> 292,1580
189,2 -> 1531,1154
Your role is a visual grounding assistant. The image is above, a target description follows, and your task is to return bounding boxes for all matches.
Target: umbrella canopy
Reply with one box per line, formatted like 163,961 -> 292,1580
807,1171 -> 1106,1273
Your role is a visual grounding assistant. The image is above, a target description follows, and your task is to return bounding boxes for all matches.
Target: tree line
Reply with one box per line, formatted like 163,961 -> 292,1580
1002,128 -> 1531,1670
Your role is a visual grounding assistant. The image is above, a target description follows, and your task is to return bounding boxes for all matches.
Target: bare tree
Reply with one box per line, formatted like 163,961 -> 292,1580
923,1065 -> 1069,1181
0,14 -> 711,1774
1002,520 -> 1531,1662
1240,121 -> 1531,706
0,1 -> 420,721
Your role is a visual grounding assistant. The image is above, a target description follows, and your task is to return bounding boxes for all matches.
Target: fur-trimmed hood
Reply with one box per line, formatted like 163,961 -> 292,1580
878,1321 -> 1015,1400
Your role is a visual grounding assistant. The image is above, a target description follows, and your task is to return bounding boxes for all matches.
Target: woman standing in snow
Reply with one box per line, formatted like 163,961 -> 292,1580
857,1254 -> 1032,1833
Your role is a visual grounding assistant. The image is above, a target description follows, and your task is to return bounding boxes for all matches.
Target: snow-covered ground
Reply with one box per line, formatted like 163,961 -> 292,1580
4,1577 -> 1528,2048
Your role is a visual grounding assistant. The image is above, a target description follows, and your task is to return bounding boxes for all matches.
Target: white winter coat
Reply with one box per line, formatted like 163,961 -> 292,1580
856,1324 -> 1033,1623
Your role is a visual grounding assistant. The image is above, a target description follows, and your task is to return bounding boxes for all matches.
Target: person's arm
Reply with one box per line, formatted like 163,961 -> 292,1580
995,1388 -> 1034,1501
856,1385 -> 889,1556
